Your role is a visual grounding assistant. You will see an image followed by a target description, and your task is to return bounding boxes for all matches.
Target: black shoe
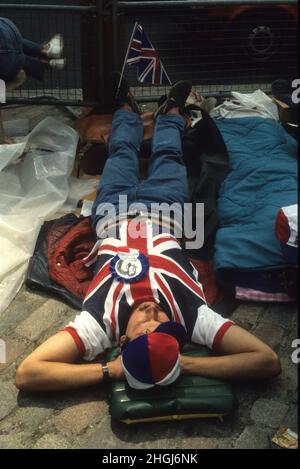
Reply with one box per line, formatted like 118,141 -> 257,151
154,80 -> 192,118
105,72 -> 141,114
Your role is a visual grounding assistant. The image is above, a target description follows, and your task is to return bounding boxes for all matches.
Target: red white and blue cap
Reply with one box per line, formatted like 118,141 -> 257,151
121,321 -> 187,390
275,204 -> 298,265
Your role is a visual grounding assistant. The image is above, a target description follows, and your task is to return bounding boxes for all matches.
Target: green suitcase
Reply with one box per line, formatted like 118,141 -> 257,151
106,343 -> 237,424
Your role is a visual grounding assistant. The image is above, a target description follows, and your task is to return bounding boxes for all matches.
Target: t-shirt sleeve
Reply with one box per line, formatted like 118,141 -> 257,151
191,304 -> 234,351
63,310 -> 112,361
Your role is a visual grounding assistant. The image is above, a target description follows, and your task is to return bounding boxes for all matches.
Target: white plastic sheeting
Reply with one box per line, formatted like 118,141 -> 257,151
0,117 -> 80,315
211,89 -> 279,121
58,176 -> 99,215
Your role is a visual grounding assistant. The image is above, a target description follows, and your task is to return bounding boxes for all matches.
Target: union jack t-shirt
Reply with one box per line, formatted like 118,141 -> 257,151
65,220 -> 234,360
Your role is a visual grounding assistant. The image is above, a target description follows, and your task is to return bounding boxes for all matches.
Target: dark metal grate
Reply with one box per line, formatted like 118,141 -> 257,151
118,1 -> 298,99
1,1 -> 297,105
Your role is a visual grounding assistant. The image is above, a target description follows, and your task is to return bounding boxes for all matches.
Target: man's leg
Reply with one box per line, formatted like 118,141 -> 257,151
0,18 -> 24,82
20,38 -> 45,81
138,81 -> 192,207
92,107 -> 143,231
138,112 -> 188,206
22,38 -> 42,57
22,56 -> 45,81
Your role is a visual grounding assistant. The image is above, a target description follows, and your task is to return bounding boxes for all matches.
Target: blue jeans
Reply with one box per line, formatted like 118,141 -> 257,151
92,110 -> 189,232
0,17 -> 44,82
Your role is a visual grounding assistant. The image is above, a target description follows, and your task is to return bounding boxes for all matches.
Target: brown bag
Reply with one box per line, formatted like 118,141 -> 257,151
74,111 -> 155,145
74,112 -> 156,175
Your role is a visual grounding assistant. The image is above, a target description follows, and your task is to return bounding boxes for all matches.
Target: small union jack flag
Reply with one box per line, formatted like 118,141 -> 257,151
126,23 -> 172,86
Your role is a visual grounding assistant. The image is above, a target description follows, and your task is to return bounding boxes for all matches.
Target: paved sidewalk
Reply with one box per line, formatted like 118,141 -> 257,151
0,288 -> 297,449
0,105 -> 298,449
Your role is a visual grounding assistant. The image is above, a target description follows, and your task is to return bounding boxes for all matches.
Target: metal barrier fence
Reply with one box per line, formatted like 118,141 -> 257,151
0,2 -> 104,106
1,0 -> 298,106
109,0 -> 298,102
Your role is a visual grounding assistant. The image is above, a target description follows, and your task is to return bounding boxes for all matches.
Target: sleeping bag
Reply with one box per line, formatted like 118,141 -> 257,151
213,117 -> 297,297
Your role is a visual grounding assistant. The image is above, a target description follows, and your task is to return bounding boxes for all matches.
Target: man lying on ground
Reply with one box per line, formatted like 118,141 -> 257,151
15,76 -> 281,392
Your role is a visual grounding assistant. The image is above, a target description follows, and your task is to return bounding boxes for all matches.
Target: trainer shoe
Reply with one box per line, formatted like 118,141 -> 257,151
48,58 -> 66,70
42,34 -> 64,59
154,80 -> 192,119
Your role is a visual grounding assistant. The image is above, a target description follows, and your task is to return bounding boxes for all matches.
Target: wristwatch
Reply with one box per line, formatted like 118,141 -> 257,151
102,363 -> 110,383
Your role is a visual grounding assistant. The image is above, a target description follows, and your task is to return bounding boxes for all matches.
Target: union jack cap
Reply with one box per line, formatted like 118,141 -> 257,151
275,204 -> 297,265
121,321 -> 187,390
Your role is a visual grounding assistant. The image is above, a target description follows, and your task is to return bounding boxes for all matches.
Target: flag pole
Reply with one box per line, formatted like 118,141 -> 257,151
115,21 -> 139,98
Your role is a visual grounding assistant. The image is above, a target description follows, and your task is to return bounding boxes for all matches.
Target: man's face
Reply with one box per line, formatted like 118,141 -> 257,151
124,302 -> 170,342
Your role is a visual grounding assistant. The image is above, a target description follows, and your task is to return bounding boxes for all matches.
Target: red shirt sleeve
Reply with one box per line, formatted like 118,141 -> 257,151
212,321 -> 235,351
63,326 -> 86,355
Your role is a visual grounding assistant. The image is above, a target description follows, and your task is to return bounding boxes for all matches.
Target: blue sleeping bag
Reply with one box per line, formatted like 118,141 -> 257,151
213,117 -> 297,274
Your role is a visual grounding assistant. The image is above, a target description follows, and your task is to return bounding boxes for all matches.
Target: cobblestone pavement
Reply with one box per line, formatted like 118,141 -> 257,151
0,105 -> 298,450
0,289 -> 297,450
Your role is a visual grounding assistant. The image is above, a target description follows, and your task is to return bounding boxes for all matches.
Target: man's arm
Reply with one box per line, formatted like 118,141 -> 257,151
15,331 -> 124,392
180,325 -> 281,380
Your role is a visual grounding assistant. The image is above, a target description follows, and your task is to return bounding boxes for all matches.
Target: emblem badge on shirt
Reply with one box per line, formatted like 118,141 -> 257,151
110,250 -> 149,283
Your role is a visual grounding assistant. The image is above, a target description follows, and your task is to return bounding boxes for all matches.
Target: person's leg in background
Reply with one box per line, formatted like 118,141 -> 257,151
22,55 -> 45,81
21,38 -> 45,80
23,34 -> 64,60
0,18 -> 44,81
22,38 -> 42,58
0,17 -> 25,82
22,35 -> 65,81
